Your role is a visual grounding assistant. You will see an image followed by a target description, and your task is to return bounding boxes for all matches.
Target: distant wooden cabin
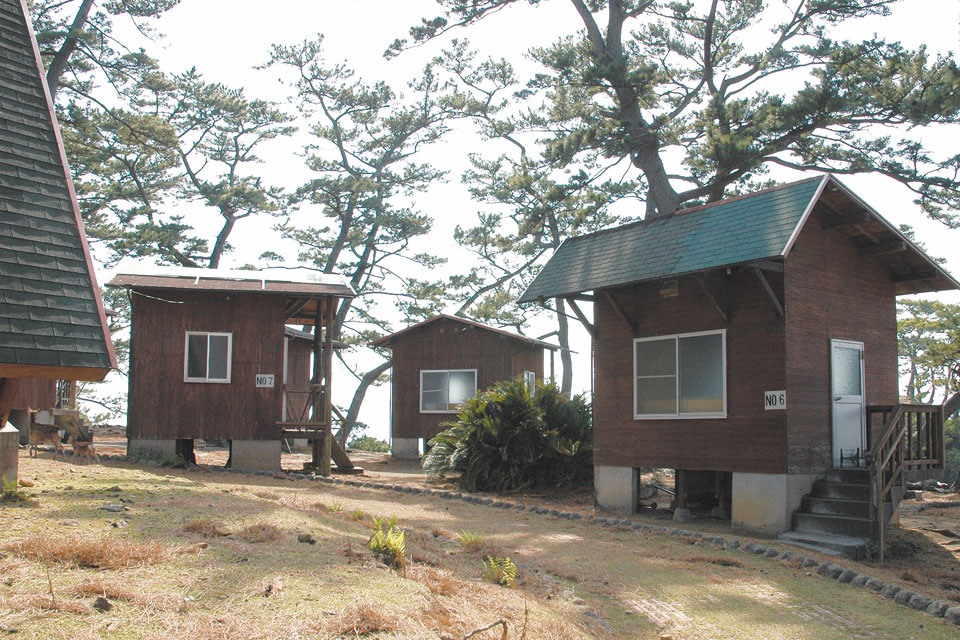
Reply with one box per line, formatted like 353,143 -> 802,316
520,175 -> 956,551
107,267 -> 354,473
372,315 -> 556,458
0,0 -> 116,450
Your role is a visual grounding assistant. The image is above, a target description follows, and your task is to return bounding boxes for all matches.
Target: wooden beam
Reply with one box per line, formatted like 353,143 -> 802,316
752,266 -> 784,319
821,211 -> 871,229
566,298 -> 596,338
696,275 -> 728,324
857,240 -> 907,258
601,291 -> 637,334
891,270 -> 937,284
753,260 -> 784,272
566,293 -> 595,302
0,363 -> 110,382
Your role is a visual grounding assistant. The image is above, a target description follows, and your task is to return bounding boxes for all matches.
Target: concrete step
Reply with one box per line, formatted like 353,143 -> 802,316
824,467 -> 870,485
778,531 -> 870,561
800,495 -> 870,519
810,480 -> 870,501
792,511 -> 876,538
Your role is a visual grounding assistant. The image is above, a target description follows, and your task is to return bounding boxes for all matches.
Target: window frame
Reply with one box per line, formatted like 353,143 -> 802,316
419,368 -> 478,414
183,331 -> 233,384
633,329 -> 727,420
522,370 -> 536,389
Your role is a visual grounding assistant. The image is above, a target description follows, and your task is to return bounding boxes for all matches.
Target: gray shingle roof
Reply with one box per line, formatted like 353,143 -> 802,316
0,0 -> 114,378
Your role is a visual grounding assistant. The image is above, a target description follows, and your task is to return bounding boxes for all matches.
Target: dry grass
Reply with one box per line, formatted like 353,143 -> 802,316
4,534 -> 167,569
236,523 -> 282,543
75,576 -> 137,601
318,599 -> 404,636
251,489 -> 280,501
341,542 -> 365,561
1,593 -> 90,614
900,569 -> 923,584
183,519 -> 231,537
687,555 -> 747,568
408,566 -> 467,597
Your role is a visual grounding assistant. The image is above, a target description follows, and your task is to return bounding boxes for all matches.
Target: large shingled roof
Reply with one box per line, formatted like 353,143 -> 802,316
0,0 -> 115,380
518,175 -> 957,303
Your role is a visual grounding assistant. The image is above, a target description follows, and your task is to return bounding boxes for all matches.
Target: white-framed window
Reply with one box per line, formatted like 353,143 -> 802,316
184,332 -> 232,383
523,370 -> 536,389
633,329 -> 726,419
420,369 -> 477,413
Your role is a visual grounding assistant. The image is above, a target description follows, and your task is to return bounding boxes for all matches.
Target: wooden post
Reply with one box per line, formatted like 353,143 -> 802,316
321,296 -> 336,477
309,297 -> 329,475
0,378 -> 21,429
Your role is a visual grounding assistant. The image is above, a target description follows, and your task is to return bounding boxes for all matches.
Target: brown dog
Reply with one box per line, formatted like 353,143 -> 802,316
68,435 -> 100,465
26,408 -> 65,460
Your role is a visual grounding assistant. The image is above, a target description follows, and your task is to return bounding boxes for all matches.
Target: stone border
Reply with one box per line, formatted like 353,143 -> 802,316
95,454 -> 960,628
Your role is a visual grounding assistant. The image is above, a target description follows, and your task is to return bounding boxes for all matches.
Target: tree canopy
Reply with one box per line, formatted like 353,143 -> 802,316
393,0 -> 960,221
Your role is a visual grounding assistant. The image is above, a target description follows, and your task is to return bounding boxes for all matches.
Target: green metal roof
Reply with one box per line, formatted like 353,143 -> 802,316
0,0 -> 115,377
518,177 -> 825,303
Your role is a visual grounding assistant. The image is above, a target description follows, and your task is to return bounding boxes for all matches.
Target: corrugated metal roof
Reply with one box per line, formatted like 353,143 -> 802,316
0,0 -> 115,378
371,314 -> 558,350
107,267 -> 355,298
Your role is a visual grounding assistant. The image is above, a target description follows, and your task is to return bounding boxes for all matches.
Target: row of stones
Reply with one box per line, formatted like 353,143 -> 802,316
104,455 -> 960,628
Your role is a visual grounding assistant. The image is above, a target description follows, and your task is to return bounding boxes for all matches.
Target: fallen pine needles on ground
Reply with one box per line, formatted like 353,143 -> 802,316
237,523 -> 282,543
4,534 -> 167,569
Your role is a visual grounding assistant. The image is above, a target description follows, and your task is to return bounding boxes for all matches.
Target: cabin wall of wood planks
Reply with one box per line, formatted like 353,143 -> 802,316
784,218 -> 898,473
593,270 -> 789,474
127,290 -> 286,440
389,318 -> 546,441
10,378 -> 56,411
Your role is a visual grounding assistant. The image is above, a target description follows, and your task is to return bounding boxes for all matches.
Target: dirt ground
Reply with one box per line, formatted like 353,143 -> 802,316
87,428 -> 960,605
5,450 -> 960,639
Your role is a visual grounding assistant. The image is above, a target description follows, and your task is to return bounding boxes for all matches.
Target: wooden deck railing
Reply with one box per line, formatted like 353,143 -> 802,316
866,403 -> 944,560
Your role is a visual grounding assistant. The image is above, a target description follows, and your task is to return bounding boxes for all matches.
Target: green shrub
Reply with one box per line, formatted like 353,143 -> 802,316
369,517 -> 405,570
348,435 -> 391,453
423,377 -> 592,492
456,530 -> 485,551
481,556 -> 517,588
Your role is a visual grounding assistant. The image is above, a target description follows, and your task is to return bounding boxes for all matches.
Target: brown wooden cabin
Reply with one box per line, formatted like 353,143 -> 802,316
107,267 -> 354,473
372,314 -> 556,458
519,175 -> 957,552
0,0 -> 116,473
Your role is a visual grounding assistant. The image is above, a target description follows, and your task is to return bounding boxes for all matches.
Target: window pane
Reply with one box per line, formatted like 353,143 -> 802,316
422,371 -> 447,393
448,371 -> 476,407
208,335 -> 230,380
635,338 -> 676,377
833,346 -> 862,396
636,376 -> 677,415
186,335 -> 207,379
421,390 -> 447,412
679,333 -> 723,413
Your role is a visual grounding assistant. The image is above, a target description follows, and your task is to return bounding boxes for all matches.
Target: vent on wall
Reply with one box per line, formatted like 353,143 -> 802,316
659,279 -> 679,297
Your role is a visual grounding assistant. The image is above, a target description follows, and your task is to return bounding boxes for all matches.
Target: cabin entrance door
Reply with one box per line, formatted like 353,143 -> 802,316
830,339 -> 865,467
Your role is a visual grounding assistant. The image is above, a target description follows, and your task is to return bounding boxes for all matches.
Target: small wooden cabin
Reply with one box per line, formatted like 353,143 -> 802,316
0,0 -> 116,453
519,175 -> 957,548
372,314 -> 556,458
107,267 -> 354,473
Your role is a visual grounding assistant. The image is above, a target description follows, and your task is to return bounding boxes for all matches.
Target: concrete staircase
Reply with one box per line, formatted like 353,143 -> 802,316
778,467 -> 897,561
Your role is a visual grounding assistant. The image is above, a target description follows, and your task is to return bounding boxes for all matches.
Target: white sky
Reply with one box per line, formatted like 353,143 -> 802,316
94,0 -> 960,440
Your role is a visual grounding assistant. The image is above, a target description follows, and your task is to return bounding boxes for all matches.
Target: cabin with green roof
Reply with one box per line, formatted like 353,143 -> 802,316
520,174 -> 956,557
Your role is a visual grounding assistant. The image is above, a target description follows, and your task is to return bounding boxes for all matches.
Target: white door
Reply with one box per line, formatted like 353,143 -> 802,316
831,339 -> 865,467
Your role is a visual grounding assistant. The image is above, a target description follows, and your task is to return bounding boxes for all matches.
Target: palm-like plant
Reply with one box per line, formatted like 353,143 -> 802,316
423,378 -> 592,492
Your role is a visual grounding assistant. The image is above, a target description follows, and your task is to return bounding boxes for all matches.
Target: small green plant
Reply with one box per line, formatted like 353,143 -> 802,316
481,556 -> 517,588
456,530 -> 485,551
1,476 -> 32,505
160,455 -> 187,469
326,501 -> 343,513
350,508 -> 365,521
369,518 -> 405,570
372,515 -> 398,530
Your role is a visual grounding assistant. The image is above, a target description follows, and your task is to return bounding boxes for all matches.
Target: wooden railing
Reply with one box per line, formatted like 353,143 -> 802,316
866,403 -> 944,561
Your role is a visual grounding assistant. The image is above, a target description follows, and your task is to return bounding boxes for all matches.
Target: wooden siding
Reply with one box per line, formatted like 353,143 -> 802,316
10,378 -> 56,410
390,317 -> 545,440
127,291 -> 287,440
784,217 -> 899,473
284,337 -> 312,421
594,272 -> 788,474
